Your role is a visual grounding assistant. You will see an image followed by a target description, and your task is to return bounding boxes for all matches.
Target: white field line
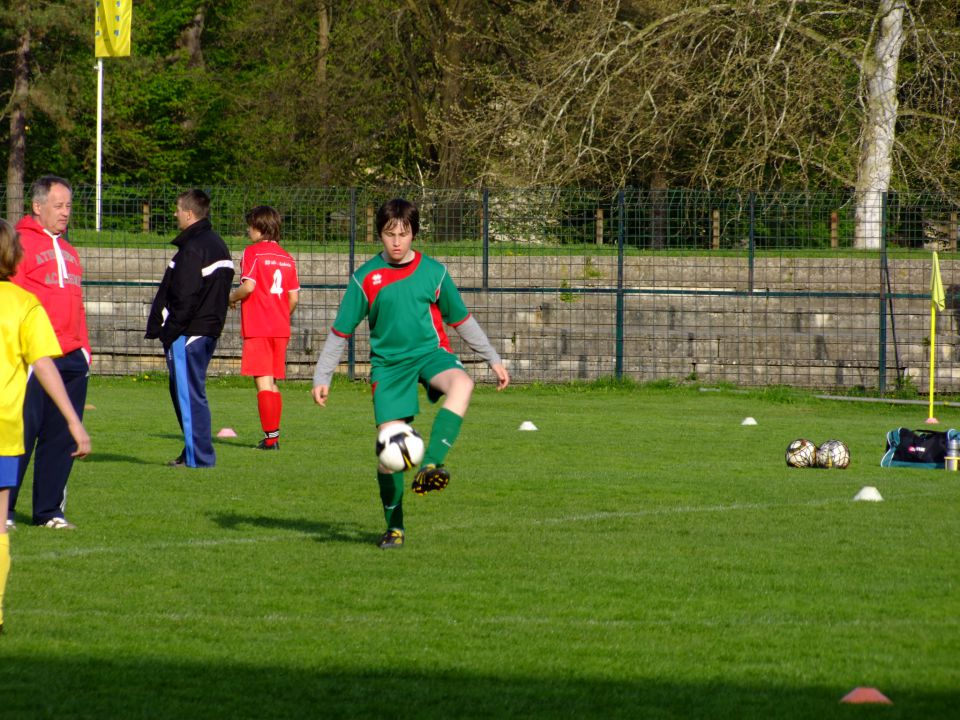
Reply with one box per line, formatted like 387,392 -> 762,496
12,490 -> 946,565
440,489 -> 944,530
13,534 -> 293,564
527,493 -> 914,526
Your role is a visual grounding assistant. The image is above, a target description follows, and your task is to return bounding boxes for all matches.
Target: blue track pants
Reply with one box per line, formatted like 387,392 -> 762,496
166,336 -> 218,468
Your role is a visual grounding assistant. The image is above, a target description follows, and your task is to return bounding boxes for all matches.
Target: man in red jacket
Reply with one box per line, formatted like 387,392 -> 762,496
9,176 -> 91,530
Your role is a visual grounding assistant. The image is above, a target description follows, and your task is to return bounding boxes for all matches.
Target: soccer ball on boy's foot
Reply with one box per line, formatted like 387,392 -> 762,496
785,438 -> 817,468
816,439 -> 850,469
376,423 -> 425,473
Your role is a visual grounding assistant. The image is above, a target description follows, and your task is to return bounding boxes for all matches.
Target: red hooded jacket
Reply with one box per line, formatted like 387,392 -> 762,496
12,215 -> 91,360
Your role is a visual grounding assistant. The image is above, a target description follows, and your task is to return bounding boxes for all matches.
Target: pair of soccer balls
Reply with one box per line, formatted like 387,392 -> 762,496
786,438 -> 850,469
376,423 -> 425,473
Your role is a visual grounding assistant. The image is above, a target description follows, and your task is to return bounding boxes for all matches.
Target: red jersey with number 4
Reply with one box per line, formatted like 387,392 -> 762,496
238,241 -> 300,338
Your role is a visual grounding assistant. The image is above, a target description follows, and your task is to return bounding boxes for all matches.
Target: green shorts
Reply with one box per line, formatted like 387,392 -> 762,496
371,349 -> 464,426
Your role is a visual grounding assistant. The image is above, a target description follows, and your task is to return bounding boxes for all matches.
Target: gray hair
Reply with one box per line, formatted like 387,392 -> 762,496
31,175 -> 73,204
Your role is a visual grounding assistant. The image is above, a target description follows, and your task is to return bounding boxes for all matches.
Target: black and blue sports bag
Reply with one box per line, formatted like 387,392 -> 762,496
880,427 -> 960,469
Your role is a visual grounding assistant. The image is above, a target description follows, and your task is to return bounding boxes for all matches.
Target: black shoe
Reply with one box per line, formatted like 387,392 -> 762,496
378,529 -> 404,549
412,464 -> 450,495
256,439 -> 280,451
166,455 -> 186,467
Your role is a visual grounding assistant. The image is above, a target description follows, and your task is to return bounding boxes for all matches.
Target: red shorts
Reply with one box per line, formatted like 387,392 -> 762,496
240,337 -> 290,379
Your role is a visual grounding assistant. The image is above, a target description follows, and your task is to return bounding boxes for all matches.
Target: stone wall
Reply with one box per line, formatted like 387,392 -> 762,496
80,247 -> 960,390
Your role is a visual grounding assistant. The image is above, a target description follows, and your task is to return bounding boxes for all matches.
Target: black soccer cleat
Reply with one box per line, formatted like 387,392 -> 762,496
256,439 -> 280,451
411,464 -> 450,495
378,529 -> 404,549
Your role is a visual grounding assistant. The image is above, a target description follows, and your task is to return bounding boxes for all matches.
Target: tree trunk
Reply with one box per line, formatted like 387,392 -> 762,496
6,26 -> 30,222
436,0 -> 466,189
317,1 -> 331,85
179,6 -> 206,69
854,0 -> 905,249
649,169 -> 668,250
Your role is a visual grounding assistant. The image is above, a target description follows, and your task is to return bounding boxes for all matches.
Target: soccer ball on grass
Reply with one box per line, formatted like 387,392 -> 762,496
376,423 -> 425,473
785,438 -> 817,468
816,439 -> 850,469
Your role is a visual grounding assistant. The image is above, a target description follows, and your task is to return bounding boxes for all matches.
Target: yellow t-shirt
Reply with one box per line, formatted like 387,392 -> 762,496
0,282 -> 63,455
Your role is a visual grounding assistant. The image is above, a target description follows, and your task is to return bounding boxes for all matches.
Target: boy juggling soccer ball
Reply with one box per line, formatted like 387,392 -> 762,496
311,198 -> 509,550
0,219 -> 91,634
229,206 -> 300,450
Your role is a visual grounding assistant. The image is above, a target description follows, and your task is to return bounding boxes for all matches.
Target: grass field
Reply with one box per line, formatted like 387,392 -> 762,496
1,377 -> 958,719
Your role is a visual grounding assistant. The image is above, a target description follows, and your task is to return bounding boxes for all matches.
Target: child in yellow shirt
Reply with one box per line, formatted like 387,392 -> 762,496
0,218 -> 91,634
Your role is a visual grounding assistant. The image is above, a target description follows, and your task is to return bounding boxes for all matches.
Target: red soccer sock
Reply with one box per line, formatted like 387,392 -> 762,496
257,390 -> 282,445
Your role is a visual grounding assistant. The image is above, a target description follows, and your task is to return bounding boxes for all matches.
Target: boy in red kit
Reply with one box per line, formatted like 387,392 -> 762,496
229,206 -> 300,450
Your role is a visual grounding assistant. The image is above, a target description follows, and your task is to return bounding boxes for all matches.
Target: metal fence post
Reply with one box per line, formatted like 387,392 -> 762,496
878,191 -> 888,394
616,189 -> 625,380
748,191 -> 756,293
347,187 -> 357,380
482,188 -> 489,291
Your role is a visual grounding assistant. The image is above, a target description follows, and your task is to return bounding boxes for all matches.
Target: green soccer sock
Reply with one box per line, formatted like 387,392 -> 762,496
422,407 -> 463,467
377,471 -> 404,530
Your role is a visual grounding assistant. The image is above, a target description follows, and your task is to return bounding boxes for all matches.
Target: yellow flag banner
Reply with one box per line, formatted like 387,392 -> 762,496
95,0 -> 132,58
931,251 -> 946,312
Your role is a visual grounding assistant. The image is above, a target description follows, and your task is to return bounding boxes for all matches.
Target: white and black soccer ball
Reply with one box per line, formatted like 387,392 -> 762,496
816,439 -> 850,469
376,423 -> 425,473
785,438 -> 817,468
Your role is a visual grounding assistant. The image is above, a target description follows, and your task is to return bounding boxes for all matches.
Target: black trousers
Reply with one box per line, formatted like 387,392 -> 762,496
10,349 -> 89,524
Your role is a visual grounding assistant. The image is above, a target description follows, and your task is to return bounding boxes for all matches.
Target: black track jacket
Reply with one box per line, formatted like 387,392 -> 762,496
145,218 -> 235,348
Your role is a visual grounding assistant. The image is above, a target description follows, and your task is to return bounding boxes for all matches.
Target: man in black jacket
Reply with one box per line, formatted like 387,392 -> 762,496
146,189 -> 235,468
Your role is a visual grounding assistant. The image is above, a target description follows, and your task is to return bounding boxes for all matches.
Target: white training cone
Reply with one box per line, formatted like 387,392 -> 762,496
853,486 -> 883,502
217,428 -> 238,438
518,421 -> 538,431
741,417 -> 757,426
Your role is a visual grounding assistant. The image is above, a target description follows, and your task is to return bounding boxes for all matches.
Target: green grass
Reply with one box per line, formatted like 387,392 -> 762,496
2,378 -> 958,719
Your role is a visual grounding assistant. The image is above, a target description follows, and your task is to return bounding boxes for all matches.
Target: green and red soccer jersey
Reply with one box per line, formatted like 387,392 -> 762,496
331,251 -> 470,365
238,241 -> 300,338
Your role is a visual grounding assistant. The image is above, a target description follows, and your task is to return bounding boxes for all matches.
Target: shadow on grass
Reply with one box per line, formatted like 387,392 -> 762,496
210,511 -> 372,544
0,656 -> 954,719
77,452 -> 154,465
147,432 -> 187,442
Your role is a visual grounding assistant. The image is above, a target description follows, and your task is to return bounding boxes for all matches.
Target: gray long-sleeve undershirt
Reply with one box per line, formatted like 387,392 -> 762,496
312,316 -> 501,387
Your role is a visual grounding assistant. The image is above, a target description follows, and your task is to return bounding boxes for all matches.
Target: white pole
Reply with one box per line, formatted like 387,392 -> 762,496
96,58 -> 103,231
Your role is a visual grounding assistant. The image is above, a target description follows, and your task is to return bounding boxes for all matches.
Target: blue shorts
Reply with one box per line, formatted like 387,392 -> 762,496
0,456 -> 18,489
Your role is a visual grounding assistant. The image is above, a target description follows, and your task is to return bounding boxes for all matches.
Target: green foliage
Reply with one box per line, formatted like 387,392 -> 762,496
3,1 -> 960,193
0,0 -> 91,183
